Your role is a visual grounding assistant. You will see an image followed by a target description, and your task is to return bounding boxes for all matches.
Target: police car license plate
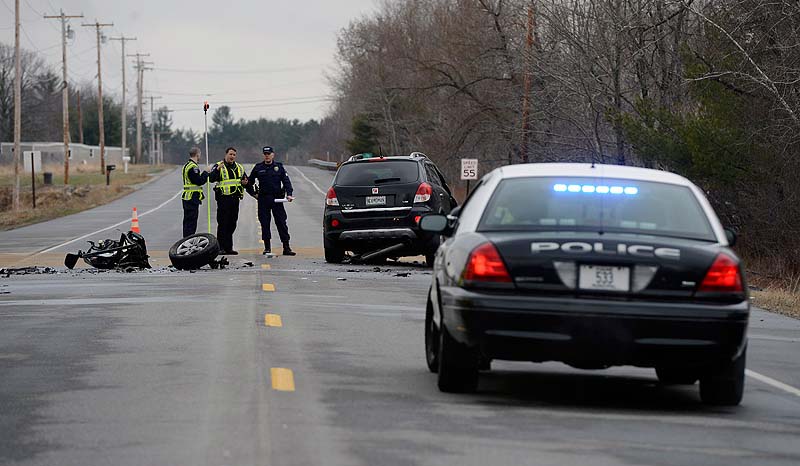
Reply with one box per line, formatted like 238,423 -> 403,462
578,265 -> 630,292
366,196 -> 386,206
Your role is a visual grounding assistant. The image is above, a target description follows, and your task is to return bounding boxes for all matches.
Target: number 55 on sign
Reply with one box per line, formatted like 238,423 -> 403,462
461,159 -> 478,180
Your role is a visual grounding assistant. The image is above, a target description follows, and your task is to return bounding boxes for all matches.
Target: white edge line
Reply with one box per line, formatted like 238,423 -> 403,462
291,166 -> 326,196
746,369 -> 800,398
34,190 -> 183,255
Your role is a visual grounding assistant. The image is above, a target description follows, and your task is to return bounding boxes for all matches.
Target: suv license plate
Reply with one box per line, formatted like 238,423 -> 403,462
366,196 -> 386,206
578,265 -> 630,292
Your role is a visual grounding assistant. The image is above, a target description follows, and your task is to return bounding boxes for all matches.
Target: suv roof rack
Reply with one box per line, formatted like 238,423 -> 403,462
346,151 -> 429,162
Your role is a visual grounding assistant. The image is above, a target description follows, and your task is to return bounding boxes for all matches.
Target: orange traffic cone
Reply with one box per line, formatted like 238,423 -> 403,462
131,207 -> 141,234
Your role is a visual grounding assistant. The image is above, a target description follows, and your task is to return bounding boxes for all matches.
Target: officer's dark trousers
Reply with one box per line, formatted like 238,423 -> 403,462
258,197 -> 290,245
216,195 -> 241,252
182,198 -> 201,238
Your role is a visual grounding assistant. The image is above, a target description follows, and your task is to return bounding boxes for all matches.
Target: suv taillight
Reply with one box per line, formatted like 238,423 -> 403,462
414,182 -> 432,203
699,253 -> 743,293
463,242 -> 512,283
326,187 -> 339,206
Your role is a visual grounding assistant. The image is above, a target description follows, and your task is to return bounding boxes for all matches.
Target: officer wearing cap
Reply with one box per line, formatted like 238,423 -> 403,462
209,147 -> 248,255
246,146 -> 296,255
181,147 -> 210,238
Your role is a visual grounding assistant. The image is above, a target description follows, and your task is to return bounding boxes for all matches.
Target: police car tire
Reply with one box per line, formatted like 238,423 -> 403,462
169,233 -> 220,270
425,292 -> 439,373
699,345 -> 746,406
437,324 -> 479,393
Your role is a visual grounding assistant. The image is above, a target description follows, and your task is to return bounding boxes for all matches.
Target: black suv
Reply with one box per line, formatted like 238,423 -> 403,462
323,152 -> 457,265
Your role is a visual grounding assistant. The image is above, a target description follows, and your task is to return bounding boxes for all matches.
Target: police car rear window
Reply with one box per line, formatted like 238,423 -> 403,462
335,161 -> 420,186
478,177 -> 716,241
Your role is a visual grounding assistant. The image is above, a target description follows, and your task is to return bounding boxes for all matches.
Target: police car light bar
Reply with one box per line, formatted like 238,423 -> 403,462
553,184 -> 638,195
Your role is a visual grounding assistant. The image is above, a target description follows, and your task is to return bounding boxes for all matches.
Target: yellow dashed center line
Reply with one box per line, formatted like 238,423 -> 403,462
271,368 -> 295,391
261,264 -> 271,270
264,314 -> 283,327
262,283 -> 275,292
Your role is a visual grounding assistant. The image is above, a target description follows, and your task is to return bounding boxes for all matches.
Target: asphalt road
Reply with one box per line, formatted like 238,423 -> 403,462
1,165 -> 799,466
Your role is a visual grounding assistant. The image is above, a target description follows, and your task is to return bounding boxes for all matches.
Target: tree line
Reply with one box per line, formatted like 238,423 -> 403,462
302,0 -> 800,270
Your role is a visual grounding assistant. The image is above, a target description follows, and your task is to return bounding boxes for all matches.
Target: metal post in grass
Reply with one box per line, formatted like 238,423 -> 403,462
31,152 -> 36,209
203,101 -> 211,233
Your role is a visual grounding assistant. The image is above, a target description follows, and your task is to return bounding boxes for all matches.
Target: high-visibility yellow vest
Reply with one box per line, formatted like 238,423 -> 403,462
216,161 -> 245,196
182,160 -> 204,201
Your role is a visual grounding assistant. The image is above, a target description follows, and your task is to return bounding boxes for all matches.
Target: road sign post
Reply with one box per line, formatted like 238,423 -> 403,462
461,158 -> 478,197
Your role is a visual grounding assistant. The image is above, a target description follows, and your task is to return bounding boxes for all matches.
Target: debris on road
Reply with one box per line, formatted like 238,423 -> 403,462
394,272 -> 410,277
337,277 -> 347,281
1,266 -> 58,277
65,231 -> 151,270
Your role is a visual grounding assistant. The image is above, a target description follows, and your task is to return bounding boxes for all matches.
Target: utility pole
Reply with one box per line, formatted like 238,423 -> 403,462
110,36 -> 136,166
148,95 -> 162,164
45,10 -> 83,185
76,89 -> 84,143
128,54 -> 150,164
519,4 -> 535,164
12,0 -> 21,210
82,20 -> 114,175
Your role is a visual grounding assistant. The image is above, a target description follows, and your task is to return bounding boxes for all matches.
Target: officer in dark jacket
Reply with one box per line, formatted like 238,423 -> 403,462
246,146 -> 296,255
209,147 -> 248,255
181,147 -> 210,238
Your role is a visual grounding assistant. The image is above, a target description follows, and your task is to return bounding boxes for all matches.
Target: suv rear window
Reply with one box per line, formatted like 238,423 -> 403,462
335,160 -> 420,186
479,177 -> 716,241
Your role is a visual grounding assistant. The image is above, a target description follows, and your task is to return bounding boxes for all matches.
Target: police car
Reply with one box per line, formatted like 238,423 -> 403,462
420,163 -> 749,405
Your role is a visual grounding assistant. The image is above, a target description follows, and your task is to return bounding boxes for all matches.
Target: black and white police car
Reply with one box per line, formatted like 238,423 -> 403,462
420,163 -> 749,405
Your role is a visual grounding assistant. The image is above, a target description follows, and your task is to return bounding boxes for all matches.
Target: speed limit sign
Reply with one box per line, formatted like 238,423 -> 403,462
461,159 -> 478,180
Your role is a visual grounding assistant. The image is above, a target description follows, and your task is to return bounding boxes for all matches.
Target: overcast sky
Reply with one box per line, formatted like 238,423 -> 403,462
0,0 -> 378,132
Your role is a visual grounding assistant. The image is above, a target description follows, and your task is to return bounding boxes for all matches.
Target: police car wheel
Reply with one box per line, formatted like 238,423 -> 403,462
169,233 -> 220,270
699,345 -> 746,406
425,291 -> 439,373
437,324 -> 479,393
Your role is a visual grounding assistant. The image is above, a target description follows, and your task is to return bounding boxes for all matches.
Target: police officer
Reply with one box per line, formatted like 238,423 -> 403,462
209,147 -> 248,255
246,146 -> 296,256
181,147 -> 210,238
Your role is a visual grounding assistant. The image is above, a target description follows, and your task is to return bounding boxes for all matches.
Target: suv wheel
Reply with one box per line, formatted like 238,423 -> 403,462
324,237 -> 345,263
425,252 -> 436,268
425,292 -> 439,373
699,345 -> 746,406
437,324 -> 479,393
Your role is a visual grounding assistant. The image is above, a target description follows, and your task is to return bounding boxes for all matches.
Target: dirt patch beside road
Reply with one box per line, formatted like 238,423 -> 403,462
0,164 -> 171,230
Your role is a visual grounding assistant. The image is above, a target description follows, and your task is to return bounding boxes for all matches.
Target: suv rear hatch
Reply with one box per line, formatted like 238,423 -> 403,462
333,160 -> 420,217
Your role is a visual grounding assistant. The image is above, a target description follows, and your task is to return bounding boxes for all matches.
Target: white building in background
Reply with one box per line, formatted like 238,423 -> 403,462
0,142 -> 130,170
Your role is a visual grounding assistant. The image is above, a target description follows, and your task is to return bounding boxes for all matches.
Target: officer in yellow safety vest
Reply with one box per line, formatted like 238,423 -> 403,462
208,147 -> 248,254
181,147 -> 210,238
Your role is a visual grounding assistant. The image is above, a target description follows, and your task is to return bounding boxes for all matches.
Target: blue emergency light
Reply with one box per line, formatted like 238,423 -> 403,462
553,184 -> 638,195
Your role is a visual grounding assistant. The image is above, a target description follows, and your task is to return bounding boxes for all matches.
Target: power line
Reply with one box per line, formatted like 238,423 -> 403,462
152,63 -> 329,74
168,98 -> 334,113
160,94 -> 333,106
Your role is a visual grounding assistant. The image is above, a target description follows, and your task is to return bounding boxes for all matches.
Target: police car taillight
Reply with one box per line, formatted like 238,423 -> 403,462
699,253 -> 743,293
463,242 -> 512,283
326,187 -> 339,206
414,183 -> 432,203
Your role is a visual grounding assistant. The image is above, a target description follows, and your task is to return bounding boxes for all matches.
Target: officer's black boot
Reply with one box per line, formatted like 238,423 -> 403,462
282,243 -> 296,256
262,242 -> 271,255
